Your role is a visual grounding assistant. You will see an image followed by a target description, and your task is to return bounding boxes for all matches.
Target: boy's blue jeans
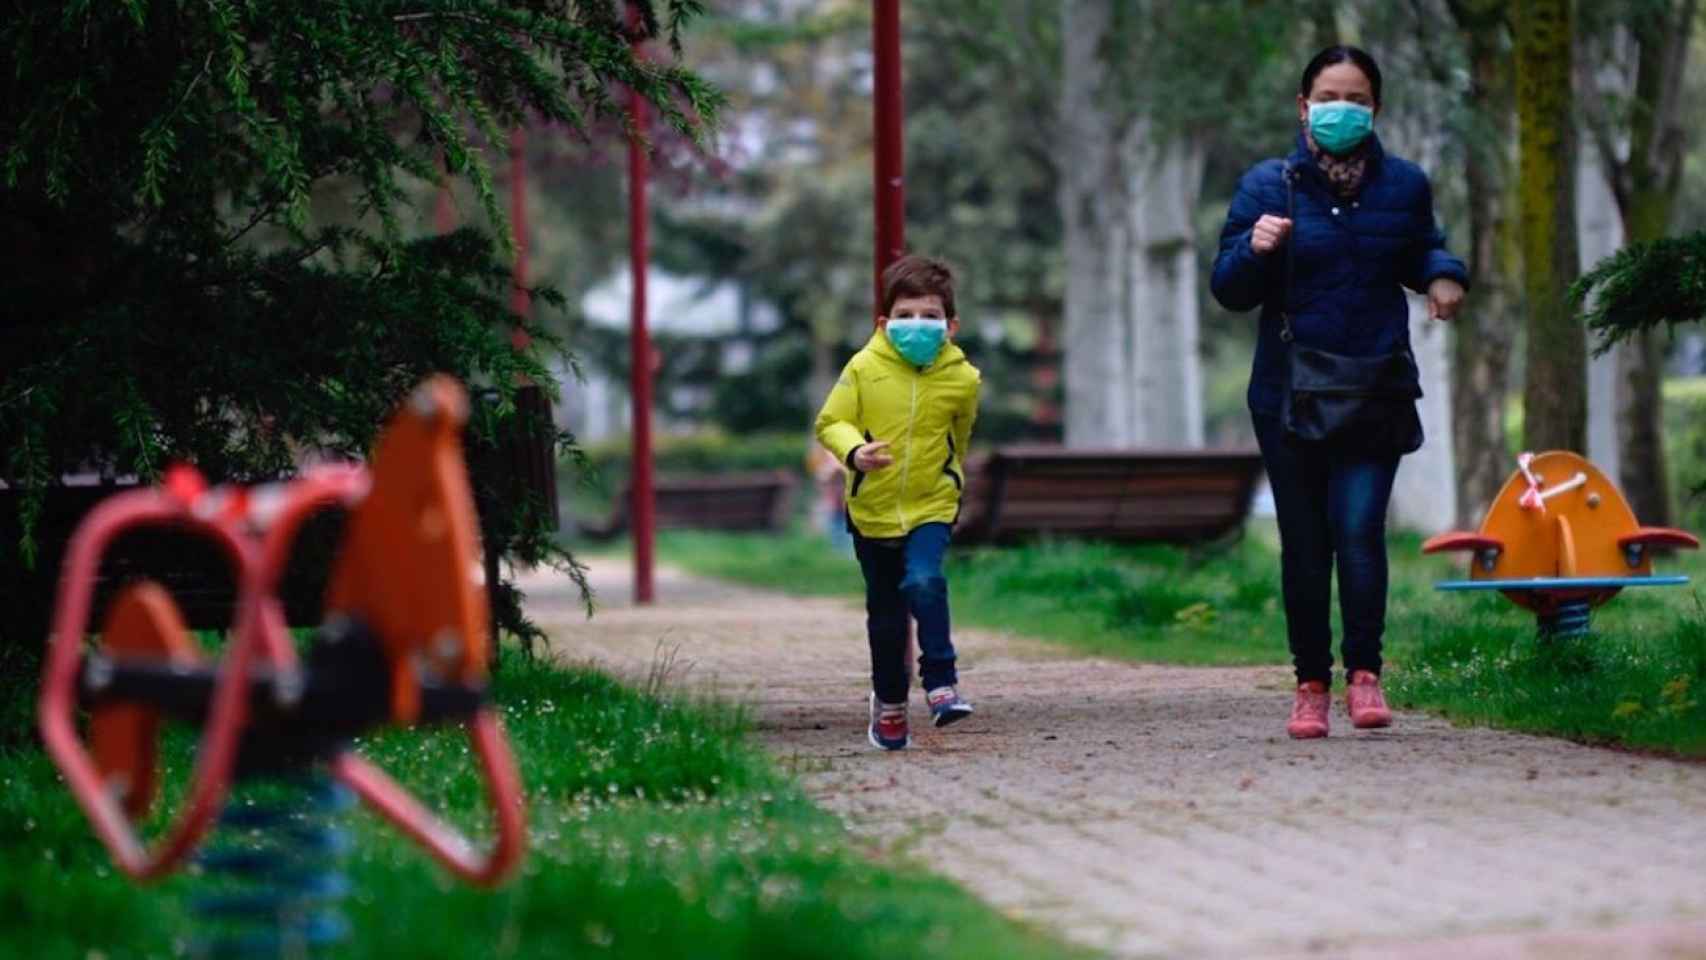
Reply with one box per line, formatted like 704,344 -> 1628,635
851,521 -> 957,704
1252,413 -> 1400,687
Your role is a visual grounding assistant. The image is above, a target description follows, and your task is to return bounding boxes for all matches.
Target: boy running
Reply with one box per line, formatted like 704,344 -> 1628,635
814,255 -> 981,750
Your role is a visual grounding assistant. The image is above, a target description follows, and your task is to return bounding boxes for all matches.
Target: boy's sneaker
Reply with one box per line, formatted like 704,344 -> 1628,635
926,686 -> 974,728
868,693 -> 910,751
1345,670 -> 1393,729
1287,681 -> 1330,739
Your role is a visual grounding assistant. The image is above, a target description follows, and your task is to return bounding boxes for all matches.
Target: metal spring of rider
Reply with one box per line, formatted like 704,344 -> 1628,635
1537,599 -> 1594,640
190,773 -> 354,959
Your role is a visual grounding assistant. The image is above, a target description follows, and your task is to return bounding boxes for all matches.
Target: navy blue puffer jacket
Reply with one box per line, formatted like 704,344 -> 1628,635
1211,133 -> 1469,416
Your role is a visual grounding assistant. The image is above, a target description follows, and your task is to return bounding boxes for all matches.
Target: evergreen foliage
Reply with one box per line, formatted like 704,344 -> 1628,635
0,1 -> 720,655
1573,230 -> 1706,354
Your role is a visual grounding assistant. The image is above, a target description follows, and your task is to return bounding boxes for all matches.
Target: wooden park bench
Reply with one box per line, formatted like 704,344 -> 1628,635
0,481 -> 338,649
0,386 -> 555,655
952,446 -> 1265,546
577,470 -> 799,540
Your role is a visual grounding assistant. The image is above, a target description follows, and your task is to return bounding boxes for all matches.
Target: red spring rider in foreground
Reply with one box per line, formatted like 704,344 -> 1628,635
38,376 -> 525,954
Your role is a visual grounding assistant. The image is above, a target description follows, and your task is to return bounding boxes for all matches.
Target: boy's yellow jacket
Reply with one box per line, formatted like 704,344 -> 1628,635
814,330 -> 981,539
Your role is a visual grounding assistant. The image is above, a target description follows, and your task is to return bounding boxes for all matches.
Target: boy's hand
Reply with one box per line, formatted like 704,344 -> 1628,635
852,441 -> 894,472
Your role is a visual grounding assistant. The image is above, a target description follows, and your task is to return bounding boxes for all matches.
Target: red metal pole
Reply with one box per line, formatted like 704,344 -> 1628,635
872,0 -> 905,317
873,0 -> 919,666
628,87 -> 656,605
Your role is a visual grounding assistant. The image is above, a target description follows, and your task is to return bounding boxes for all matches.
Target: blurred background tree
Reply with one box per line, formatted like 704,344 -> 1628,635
1577,0 -> 1699,524
542,0 -> 1704,538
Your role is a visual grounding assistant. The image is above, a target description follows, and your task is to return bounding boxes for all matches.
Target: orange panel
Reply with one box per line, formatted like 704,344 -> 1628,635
1475,451 -> 1643,579
325,376 -> 489,725
1556,514 -> 1577,579
89,581 -> 202,819
1467,451 -> 1647,612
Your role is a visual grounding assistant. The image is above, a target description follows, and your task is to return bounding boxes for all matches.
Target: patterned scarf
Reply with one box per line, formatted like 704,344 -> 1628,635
1303,126 -> 1371,198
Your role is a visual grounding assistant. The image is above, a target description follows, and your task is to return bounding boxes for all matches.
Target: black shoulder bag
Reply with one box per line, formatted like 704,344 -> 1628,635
1277,163 -> 1425,457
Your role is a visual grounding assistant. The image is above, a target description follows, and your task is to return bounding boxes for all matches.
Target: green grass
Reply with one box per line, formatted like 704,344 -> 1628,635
0,659 -> 1078,959
1383,591 -> 1706,756
655,525 -> 1706,757
657,525 -> 1301,665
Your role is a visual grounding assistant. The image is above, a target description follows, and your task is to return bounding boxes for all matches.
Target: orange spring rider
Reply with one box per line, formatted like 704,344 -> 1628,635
1422,450 -> 1698,636
37,376 -> 526,953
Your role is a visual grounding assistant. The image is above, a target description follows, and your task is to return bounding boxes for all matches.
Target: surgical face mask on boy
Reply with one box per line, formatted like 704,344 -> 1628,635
1307,100 -> 1374,155
886,313 -> 948,367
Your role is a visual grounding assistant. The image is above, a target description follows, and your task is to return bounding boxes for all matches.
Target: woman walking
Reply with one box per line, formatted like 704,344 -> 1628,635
1211,45 -> 1468,738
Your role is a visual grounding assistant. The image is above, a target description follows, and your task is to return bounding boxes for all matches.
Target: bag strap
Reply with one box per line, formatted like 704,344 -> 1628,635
1280,161 -> 1296,344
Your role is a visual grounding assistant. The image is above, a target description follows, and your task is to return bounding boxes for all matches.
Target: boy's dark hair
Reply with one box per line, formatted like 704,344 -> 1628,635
1300,45 -> 1383,107
880,254 -> 957,318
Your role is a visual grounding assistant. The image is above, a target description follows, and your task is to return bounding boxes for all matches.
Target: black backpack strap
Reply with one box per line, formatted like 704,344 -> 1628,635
1280,161 -> 1296,344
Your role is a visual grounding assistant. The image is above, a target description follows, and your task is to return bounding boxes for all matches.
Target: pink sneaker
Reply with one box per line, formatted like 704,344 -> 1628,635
1346,671 -> 1393,729
1287,681 -> 1330,739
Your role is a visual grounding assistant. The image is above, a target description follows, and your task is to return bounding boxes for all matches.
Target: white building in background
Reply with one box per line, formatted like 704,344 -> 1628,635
557,265 -> 782,444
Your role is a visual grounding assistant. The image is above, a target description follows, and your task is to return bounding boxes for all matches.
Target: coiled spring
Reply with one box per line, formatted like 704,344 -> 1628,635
191,774 -> 354,958
1537,599 -> 1594,639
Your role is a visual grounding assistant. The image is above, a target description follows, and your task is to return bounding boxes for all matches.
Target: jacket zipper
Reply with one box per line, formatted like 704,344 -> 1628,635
896,373 -> 917,531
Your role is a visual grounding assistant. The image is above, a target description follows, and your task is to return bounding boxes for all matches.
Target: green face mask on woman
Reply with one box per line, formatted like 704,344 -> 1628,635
1307,100 -> 1374,155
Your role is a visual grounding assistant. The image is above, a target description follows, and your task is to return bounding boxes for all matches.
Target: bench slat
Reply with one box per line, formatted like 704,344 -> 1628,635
576,471 -> 799,539
956,446 -> 1263,546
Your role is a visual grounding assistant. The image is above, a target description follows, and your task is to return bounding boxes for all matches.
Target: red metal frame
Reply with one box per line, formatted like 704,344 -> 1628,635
39,487 -> 260,880
872,0 -> 905,315
41,458 -> 527,886
331,709 -> 524,885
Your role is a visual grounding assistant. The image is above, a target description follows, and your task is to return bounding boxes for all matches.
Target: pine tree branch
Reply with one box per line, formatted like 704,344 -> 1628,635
1572,230 -> 1706,352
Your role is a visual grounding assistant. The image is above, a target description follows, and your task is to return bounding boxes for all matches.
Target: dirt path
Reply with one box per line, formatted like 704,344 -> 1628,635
525,559 -> 1706,959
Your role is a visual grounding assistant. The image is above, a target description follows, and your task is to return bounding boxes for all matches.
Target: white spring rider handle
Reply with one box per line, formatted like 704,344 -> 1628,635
1515,453 -> 1587,512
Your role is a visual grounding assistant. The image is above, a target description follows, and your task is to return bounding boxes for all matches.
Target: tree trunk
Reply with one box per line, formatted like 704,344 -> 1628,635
1375,75 -> 1458,532
1392,293 -> 1460,532
1126,128 -> 1206,447
1617,331 -> 1671,521
1451,16 -> 1519,528
1060,0 -> 1133,448
1515,0 -> 1585,452
1059,1 -> 1205,449
1617,118 -> 1685,525
1577,141 -> 1625,480
1602,0 -> 1694,524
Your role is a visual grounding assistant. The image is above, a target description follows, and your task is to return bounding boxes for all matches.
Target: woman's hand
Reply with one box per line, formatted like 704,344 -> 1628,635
1249,215 -> 1293,255
1427,278 -> 1465,321
852,441 -> 894,472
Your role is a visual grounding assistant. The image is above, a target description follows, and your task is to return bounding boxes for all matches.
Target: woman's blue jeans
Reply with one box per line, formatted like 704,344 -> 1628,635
1252,413 -> 1400,686
852,521 -> 958,704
